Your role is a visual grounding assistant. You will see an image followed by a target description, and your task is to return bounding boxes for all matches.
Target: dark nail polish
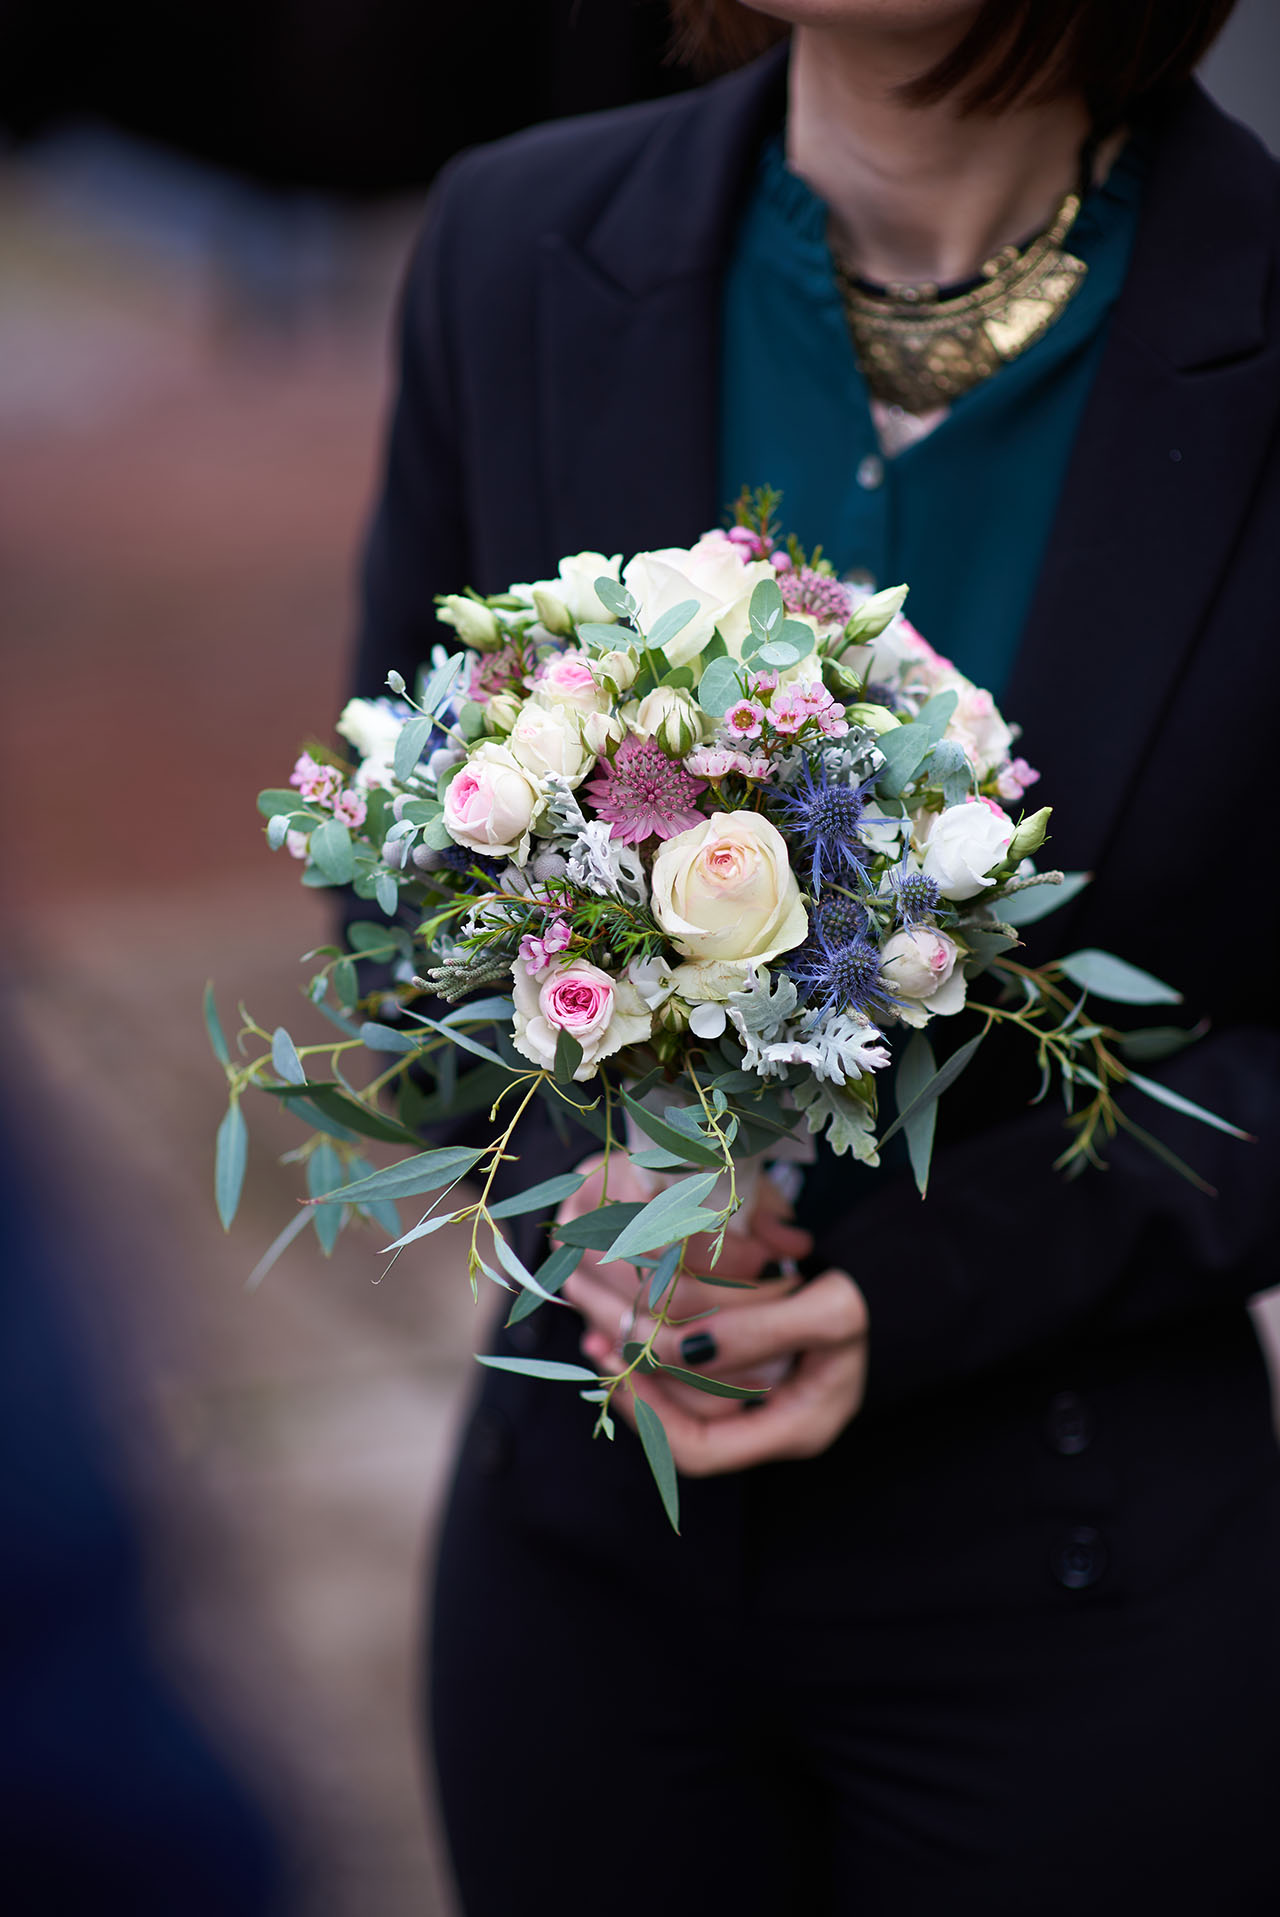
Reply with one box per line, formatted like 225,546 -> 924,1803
680,1330 -> 718,1367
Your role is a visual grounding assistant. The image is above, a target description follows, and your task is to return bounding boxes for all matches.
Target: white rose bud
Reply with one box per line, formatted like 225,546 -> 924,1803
880,926 -> 967,1027
1007,805 -> 1052,863
629,686 -> 706,756
507,701 -> 591,785
581,709 -> 625,756
592,648 -> 639,693
846,702 -> 901,736
919,799 -> 1016,900
437,593 -> 501,651
482,690 -> 523,735
532,586 -> 573,635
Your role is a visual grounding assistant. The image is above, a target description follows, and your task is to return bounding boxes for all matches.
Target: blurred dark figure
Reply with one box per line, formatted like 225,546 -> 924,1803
0,0 -> 691,194
0,1045 -> 283,1917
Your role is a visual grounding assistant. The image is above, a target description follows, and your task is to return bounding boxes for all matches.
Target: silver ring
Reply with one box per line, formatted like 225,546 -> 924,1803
619,1305 -> 637,1341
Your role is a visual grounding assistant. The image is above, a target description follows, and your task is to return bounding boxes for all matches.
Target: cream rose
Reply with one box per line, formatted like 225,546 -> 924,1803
441,742 -> 541,862
516,552 -> 623,631
507,702 -> 592,785
919,799 -> 1015,900
623,533 -> 774,668
880,927 -> 967,1028
533,648 -> 612,716
651,813 -> 808,982
510,958 -> 652,1081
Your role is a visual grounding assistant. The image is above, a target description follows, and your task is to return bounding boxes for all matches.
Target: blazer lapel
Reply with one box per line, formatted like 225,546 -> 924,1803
1007,85 -> 1280,889
536,49 -> 787,559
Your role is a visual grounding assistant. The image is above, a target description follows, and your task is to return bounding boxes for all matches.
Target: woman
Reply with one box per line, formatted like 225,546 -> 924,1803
355,3 -> 1280,1911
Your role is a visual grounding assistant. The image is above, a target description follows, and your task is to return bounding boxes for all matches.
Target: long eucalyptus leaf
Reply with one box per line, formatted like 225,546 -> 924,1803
203,983 -> 230,1067
488,1172 -> 587,1220
896,1031 -> 938,1198
1057,949 -> 1182,1005
315,1144 -> 483,1207
1124,1071 -> 1253,1141
476,1355 -> 600,1383
602,1174 -> 721,1263
876,1032 -> 984,1151
215,1099 -> 248,1231
634,1398 -> 680,1533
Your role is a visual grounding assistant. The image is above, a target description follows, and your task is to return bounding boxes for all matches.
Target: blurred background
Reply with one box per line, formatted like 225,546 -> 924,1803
1,2 -> 1276,1911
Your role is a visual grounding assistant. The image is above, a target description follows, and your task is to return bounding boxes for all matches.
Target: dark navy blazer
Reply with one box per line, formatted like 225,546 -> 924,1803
355,52 -> 1280,1610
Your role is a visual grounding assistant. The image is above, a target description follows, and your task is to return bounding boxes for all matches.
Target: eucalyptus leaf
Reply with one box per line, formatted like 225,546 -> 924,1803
874,723 -> 934,797
313,1144 -> 483,1206
602,1173 -> 721,1263
555,1201 -> 648,1250
245,1208 -> 311,1292
1057,949 -> 1182,1005
420,650 -> 468,720
309,818 -> 355,886
375,871 -> 399,917
270,1026 -> 306,1086
634,1397 -> 680,1533
896,1031 -> 938,1198
493,1229 -> 563,1304
1117,1023 -> 1207,1064
619,1089 -> 723,1168
697,655 -> 746,718
915,688 -> 959,743
876,1032 -> 984,1151
506,1241 -> 581,1326
747,576 -> 784,638
647,1243 -> 683,1313
554,1028 -> 584,1084
488,1172 -> 587,1220
646,598 -> 701,652
215,1098 -> 247,1231
1124,1070 -> 1253,1140
359,1021 -> 419,1054
203,982 -> 230,1067
266,813 -> 291,851
307,1142 -> 346,1254
657,1363 -> 766,1400
593,576 -> 635,620
393,714 -> 434,782
476,1354 -> 600,1384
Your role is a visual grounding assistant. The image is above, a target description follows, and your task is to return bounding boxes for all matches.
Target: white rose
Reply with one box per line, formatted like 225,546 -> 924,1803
880,927 -> 967,1028
441,742 -> 541,862
336,697 -> 405,765
507,702 -> 592,786
651,811 -> 808,970
623,533 -> 774,668
510,958 -> 652,1081
436,594 -> 501,650
592,649 -> 639,694
515,552 -> 623,630
919,800 -> 1015,900
627,686 -> 706,756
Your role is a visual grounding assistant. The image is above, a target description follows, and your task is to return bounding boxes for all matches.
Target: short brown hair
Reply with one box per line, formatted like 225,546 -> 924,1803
668,1 -> 1238,130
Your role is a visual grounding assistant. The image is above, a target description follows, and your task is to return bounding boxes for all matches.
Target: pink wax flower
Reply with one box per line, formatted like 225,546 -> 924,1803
725,699 -> 764,740
996,756 -> 1041,803
333,789 -> 367,829
583,734 -> 706,844
749,669 -> 779,695
725,524 -> 772,561
769,691 -> 807,735
518,917 -> 573,977
770,550 -> 793,572
291,754 -> 342,808
684,745 -> 738,780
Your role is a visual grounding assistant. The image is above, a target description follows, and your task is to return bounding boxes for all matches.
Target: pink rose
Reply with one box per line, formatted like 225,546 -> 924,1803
880,926 -> 967,1027
534,648 -> 611,716
442,743 -> 541,862
510,957 -> 652,1080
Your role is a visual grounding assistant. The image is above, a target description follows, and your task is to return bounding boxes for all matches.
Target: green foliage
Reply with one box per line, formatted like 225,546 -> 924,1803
601,1173 -> 722,1263
215,1098 -> 247,1231
313,1143 -> 483,1206
1117,1024 -> 1206,1064
203,983 -> 230,1067
697,655 -> 745,717
307,1142 -> 346,1254
634,1397 -> 679,1533
896,1031 -> 938,1197
309,818 -> 355,885
1057,950 -> 1181,1005
270,1026 -> 306,1085
998,872 -> 1090,925
646,599 -> 700,651
554,1028 -> 584,1083
876,1032 -> 985,1152
488,1172 -> 587,1220
476,1355 -> 600,1383
619,1089 -> 723,1169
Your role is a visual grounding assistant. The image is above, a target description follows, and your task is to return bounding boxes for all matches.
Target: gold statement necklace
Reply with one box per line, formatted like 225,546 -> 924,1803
831,176 -> 1089,416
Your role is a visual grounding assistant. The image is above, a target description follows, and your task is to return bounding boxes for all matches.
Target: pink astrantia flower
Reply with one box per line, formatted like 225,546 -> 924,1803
467,642 -> 522,703
780,566 -> 853,629
995,756 -> 1041,803
583,735 -> 706,844
291,753 -> 342,807
725,699 -> 764,740
333,789 -> 367,829
519,917 -> 573,977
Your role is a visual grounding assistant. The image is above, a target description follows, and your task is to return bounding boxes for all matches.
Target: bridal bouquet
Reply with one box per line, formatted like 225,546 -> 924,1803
209,491 -> 1244,1527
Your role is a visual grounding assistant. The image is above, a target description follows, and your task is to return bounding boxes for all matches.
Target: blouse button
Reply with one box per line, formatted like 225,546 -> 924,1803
856,453 -> 884,491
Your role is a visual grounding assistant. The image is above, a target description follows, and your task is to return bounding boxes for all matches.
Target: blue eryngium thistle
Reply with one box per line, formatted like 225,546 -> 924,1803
888,862 -> 942,927
770,755 -> 872,895
786,929 -> 898,1023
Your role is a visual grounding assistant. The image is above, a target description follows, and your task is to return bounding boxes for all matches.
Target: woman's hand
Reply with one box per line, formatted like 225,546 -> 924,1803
559,1152 -> 813,1419
557,1153 -> 870,1467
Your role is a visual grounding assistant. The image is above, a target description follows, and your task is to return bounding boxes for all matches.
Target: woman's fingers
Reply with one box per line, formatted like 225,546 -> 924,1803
651,1269 -> 868,1374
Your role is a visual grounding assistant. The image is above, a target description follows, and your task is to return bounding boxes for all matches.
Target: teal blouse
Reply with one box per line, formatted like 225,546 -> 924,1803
719,136 -> 1146,699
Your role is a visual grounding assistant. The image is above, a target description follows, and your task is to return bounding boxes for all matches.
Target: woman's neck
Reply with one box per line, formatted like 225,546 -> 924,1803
786,23 -> 1092,287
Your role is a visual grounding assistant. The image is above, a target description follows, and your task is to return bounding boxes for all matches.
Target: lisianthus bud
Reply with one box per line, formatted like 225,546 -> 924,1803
437,593 -> 501,650
1007,805 -> 1052,863
842,584 -> 909,646
846,702 -> 900,736
483,690 -> 523,735
532,586 -> 573,635
593,648 -> 639,694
